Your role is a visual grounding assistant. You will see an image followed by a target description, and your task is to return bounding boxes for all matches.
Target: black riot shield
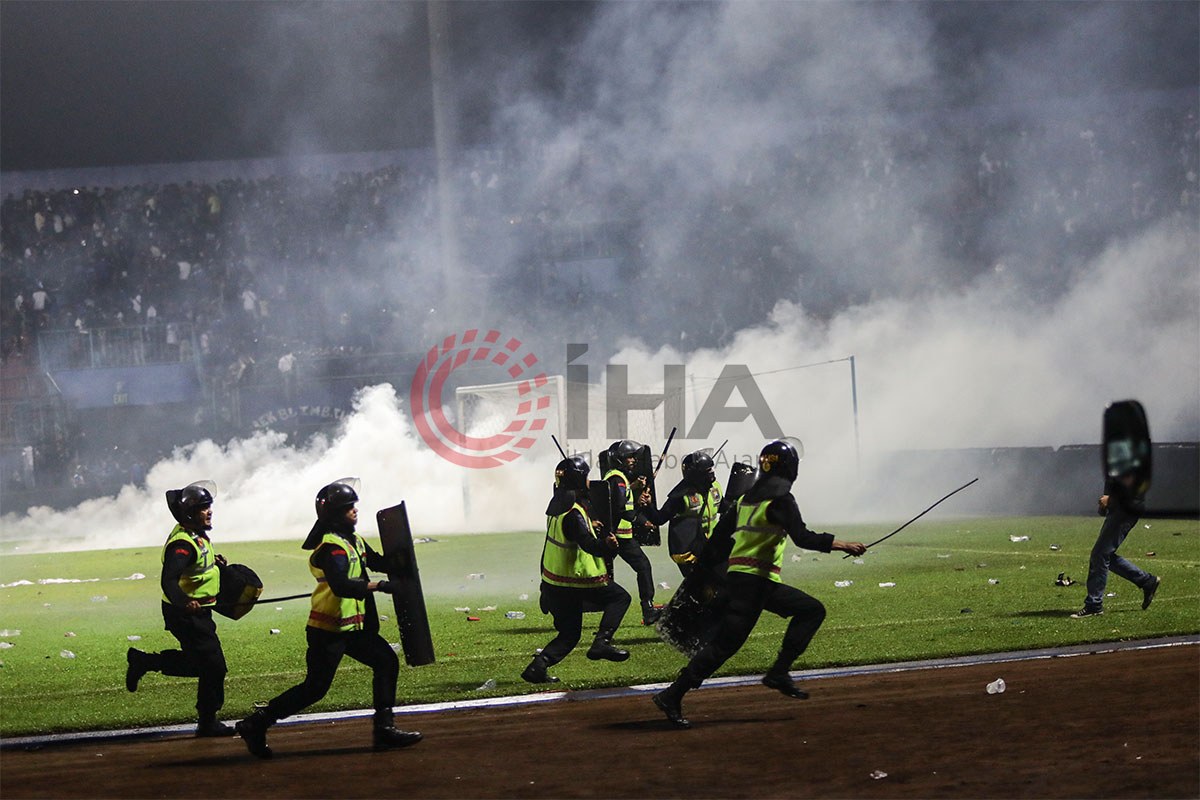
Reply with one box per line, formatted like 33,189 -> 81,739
213,562 -> 263,620
598,448 -> 613,477
376,503 -> 435,666
584,479 -> 617,613
588,479 -> 617,536
725,462 -> 758,504
631,444 -> 661,546
653,565 -> 727,657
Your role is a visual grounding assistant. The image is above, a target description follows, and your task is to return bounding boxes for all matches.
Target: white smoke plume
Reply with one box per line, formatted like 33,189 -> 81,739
4,2 -> 1196,551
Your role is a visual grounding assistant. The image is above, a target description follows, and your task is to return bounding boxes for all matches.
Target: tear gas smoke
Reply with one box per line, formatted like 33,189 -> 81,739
3,2 -> 1195,553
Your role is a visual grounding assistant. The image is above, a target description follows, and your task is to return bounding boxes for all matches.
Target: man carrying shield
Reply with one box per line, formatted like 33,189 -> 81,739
126,480 -> 236,737
235,479 -> 421,758
653,440 -> 865,728
522,456 -> 632,683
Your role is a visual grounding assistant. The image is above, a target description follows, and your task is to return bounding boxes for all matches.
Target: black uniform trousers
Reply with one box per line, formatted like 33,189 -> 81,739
684,571 -> 826,684
154,602 -> 227,717
609,536 -> 655,605
539,581 -> 631,666
263,626 -> 399,725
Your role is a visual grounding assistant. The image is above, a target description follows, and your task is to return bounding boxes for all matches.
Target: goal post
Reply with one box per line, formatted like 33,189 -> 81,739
455,374 -> 567,455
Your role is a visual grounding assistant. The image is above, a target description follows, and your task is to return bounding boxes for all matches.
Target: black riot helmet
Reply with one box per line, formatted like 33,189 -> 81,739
609,439 -> 641,473
554,456 -> 590,492
758,438 -> 802,483
610,440 -> 640,460
166,480 -> 216,530
681,450 -> 716,489
315,479 -> 359,521
304,478 -> 360,549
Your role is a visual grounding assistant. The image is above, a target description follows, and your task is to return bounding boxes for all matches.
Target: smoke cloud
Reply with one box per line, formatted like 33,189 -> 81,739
3,2 -> 1195,552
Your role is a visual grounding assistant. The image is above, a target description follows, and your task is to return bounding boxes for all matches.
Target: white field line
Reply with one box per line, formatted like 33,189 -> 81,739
10,592 -> 1196,705
3,636 -> 1195,749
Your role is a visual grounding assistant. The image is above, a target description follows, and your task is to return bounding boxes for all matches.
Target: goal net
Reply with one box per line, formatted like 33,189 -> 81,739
455,375 -> 669,470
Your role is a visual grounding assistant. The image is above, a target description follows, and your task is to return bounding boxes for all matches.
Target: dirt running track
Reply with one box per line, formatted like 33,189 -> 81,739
2,644 -> 1196,799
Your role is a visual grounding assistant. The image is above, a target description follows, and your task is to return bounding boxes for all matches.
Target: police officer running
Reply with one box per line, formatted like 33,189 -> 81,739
604,440 -> 660,624
126,481 -> 235,737
522,456 -> 632,683
653,440 -> 866,729
235,480 -> 421,758
643,449 -> 724,577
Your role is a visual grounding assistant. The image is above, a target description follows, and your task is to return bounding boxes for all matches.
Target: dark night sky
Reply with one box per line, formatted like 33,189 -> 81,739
1,1 -> 1195,171
0,1 -> 600,171
0,1 -> 432,170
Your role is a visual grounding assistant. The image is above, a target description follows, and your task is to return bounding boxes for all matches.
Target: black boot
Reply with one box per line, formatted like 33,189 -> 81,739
196,712 -> 237,738
235,709 -> 274,759
374,726 -> 423,750
762,668 -> 809,699
521,654 -> 561,684
652,670 -> 692,729
641,600 -> 662,626
373,709 -> 422,749
586,628 -> 630,662
125,648 -> 150,693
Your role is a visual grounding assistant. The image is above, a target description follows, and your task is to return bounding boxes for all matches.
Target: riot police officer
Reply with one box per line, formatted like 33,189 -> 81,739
603,439 -> 660,624
653,440 -> 866,728
644,449 -> 724,577
235,480 -> 421,759
523,456 -> 631,683
126,481 -> 235,737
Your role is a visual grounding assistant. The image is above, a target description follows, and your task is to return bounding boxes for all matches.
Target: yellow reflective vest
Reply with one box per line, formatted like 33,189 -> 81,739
726,498 -> 786,582
541,502 -> 610,588
161,525 -> 220,606
677,480 -> 724,541
308,532 -> 368,632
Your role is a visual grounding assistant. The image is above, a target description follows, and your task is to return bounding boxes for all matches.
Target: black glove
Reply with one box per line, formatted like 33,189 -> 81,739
375,580 -> 401,595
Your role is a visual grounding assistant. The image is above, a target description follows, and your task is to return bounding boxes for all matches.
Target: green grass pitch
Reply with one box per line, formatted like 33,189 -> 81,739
1,515 -> 1196,736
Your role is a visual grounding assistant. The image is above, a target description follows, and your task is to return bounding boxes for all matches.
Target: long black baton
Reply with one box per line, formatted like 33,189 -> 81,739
213,592 -> 310,610
843,477 -> 979,558
551,435 -> 568,460
653,427 -> 678,478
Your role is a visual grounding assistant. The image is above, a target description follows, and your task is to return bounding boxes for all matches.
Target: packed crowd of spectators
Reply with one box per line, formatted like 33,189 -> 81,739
2,97 -> 1195,500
